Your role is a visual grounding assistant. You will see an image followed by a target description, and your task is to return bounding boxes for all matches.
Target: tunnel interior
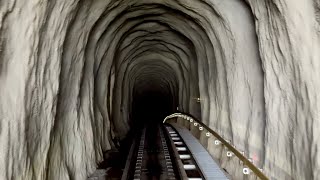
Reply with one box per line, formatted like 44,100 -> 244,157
126,63 -> 180,129
102,78 -> 178,178
1,0 -> 318,179
131,89 -> 175,127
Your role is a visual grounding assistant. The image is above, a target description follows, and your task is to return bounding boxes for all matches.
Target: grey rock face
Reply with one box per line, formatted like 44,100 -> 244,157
0,0 -> 319,179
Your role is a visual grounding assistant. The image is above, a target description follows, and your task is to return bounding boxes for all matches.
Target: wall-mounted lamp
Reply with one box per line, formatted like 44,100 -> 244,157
243,167 -> 250,175
227,151 -> 234,157
192,97 -> 202,103
214,140 -> 221,145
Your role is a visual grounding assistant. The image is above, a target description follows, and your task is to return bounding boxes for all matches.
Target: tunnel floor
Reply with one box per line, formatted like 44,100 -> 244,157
96,123 -> 174,180
142,124 -> 163,178
95,90 -> 177,179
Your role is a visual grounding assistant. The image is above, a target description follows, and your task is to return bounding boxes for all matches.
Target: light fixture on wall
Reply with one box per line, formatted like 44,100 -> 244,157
243,167 -> 250,175
227,151 -> 233,157
192,97 -> 202,103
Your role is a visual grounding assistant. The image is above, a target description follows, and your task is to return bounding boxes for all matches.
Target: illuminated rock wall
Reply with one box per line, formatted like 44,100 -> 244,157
0,0 -> 319,179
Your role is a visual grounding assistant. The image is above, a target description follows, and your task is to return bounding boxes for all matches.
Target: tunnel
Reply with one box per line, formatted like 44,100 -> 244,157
0,0 -> 320,180
132,90 -> 175,125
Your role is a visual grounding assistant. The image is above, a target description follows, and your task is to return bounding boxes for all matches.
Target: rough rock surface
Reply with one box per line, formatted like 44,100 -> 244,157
0,0 -> 319,179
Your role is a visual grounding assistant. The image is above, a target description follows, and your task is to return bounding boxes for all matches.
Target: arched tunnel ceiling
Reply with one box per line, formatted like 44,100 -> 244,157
0,0 -> 319,180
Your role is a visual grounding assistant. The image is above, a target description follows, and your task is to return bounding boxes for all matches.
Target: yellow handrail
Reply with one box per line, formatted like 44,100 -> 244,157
163,112 -> 268,180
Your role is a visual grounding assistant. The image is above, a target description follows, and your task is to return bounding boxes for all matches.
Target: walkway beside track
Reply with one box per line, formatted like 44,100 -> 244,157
171,123 -> 229,179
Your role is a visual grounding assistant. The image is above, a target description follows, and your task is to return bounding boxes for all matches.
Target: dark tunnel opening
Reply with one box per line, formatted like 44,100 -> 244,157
131,90 -> 175,127
99,81 -> 178,177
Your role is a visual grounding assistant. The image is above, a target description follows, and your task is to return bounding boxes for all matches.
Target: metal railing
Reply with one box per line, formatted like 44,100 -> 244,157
163,112 -> 268,180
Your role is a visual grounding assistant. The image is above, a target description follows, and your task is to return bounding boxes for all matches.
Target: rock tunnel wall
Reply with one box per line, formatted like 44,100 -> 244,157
0,0 -> 319,179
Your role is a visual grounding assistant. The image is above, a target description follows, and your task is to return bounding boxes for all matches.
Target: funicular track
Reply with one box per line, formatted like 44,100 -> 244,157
121,124 -> 204,180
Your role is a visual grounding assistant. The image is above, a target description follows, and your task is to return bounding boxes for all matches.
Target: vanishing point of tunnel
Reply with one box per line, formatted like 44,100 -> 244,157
0,0 -> 319,179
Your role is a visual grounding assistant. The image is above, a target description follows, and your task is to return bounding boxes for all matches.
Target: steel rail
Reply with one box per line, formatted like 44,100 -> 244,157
121,124 -> 205,179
